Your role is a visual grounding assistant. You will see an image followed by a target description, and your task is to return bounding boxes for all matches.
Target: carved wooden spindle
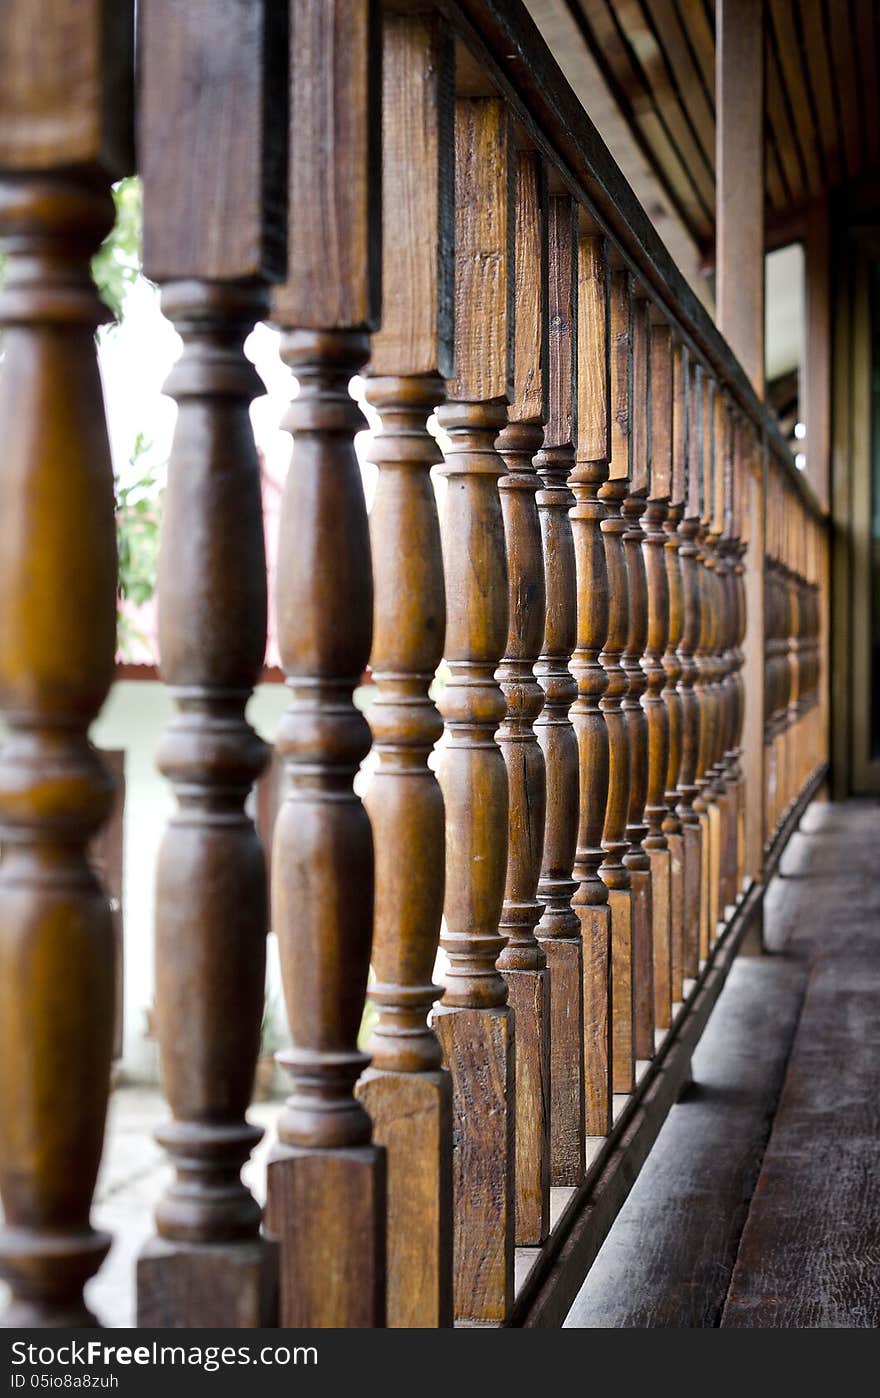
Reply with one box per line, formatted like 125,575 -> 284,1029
136,0 -> 284,1328
571,233 -> 612,1137
535,197 -> 584,1185
692,373 -> 714,960
623,298 -> 653,1061
496,150 -> 550,1248
0,0 -> 132,1328
434,95 -> 515,1327
716,400 -> 738,917
266,0 -> 385,1329
704,382 -> 724,942
714,397 -> 734,925
677,357 -> 703,979
355,13 -> 453,1330
663,339 -> 688,1004
600,268 -> 634,1095
727,419 -> 748,904
644,324 -> 673,1031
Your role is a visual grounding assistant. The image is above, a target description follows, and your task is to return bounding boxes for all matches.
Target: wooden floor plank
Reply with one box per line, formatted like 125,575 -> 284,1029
563,953 -> 807,1327
565,798 -> 880,1329
721,802 -> 880,1329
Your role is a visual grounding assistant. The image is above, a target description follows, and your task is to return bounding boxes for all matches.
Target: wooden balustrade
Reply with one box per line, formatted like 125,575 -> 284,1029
355,12 -> 454,1329
0,0 -> 133,1327
136,0 -> 284,1328
678,357 -> 703,980
624,297 -> 653,1062
602,268 -> 635,1095
535,197 -> 584,1186
265,0 -> 385,1329
645,324 -> 673,1031
663,338 -> 688,1005
496,150 -> 550,1248
571,232 -> 612,1138
434,94 -> 515,1326
0,0 -> 834,1333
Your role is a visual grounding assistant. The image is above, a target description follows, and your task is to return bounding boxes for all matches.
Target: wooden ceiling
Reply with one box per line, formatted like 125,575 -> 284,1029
562,0 -> 880,251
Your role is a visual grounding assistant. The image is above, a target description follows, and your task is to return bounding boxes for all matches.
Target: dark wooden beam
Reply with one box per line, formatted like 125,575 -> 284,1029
716,0 -> 765,398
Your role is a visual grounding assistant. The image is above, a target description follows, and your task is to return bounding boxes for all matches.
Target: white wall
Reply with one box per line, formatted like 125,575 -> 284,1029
92,679 -> 290,1081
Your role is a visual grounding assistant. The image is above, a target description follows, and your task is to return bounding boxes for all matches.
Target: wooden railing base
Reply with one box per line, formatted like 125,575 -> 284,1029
507,763 -> 827,1328
137,1237 -> 277,1329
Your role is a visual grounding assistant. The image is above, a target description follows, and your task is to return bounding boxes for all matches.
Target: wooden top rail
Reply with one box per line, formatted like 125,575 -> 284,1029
432,0 -> 824,523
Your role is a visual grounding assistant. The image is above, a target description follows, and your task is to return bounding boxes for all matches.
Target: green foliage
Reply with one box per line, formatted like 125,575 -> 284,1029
92,176 -> 143,322
116,432 -> 163,653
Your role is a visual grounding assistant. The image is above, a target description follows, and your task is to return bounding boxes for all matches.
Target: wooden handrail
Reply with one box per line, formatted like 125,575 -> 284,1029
0,0 -> 833,1334
437,0 -> 825,521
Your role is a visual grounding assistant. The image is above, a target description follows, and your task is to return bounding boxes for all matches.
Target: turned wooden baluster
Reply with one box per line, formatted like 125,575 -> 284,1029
600,268 -> 634,1095
677,357 -> 703,979
266,0 -> 385,1329
717,401 -> 738,916
644,324 -> 672,1032
763,482 -> 778,840
704,382 -> 725,942
571,232 -> 612,1137
434,95 -> 515,1327
623,297 -> 653,1061
727,418 -> 748,903
496,150 -> 550,1248
0,0 -> 132,1328
355,13 -> 453,1330
535,197 -> 584,1185
663,339 -> 688,1004
692,372 -> 714,960
136,0 -> 284,1328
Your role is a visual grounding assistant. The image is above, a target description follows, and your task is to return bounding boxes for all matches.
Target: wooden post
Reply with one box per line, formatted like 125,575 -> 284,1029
663,338 -> 688,1004
716,0 -> 765,398
0,0 -> 133,1327
496,151 -> 550,1248
693,373 -> 714,961
136,0 -> 285,1328
571,232 -> 613,1137
804,199 -> 831,513
742,430 -> 766,883
355,13 -> 454,1330
535,197 -> 584,1187
678,358 -> 703,978
644,323 -> 673,1032
623,297 -> 653,1061
600,268 -> 634,1095
266,0 -> 385,1329
434,95 -> 515,1327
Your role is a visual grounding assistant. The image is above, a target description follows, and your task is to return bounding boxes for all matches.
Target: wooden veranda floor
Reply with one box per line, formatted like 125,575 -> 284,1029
564,798 -> 880,1329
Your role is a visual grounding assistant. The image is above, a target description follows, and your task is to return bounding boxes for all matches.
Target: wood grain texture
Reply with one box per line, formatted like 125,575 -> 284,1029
723,803 -> 880,1328
273,0 -> 380,330
536,197 -> 583,1187
434,1010 -> 514,1324
436,94 -> 514,1327
136,0 -> 284,1328
355,12 -> 453,1329
572,233 -> 612,1135
447,97 -> 514,402
565,952 -> 806,1328
0,0 -> 132,1328
497,151 -> 550,1247
716,0 -> 765,396
599,469 -> 633,1092
139,0 -> 286,282
267,1 -> 384,1330
0,0 -> 133,174
623,476 -> 652,1060
369,13 -> 453,379
677,359 -> 703,977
